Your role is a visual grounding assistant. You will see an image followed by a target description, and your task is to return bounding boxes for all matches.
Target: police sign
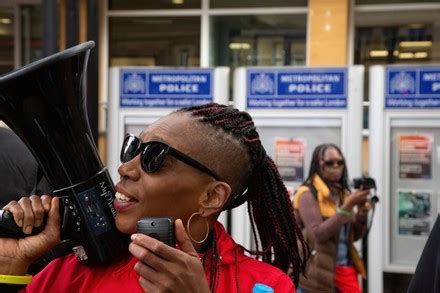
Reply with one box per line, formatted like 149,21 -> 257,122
386,66 -> 440,108
120,69 -> 213,108
247,68 -> 347,108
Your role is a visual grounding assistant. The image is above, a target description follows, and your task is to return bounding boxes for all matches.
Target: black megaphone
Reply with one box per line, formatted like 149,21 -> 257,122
0,41 -> 128,266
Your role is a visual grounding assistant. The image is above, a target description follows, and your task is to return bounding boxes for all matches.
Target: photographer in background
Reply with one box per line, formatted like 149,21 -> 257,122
293,143 -> 370,293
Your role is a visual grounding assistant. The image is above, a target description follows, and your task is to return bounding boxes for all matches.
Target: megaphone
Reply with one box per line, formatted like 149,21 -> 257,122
0,41 -> 128,266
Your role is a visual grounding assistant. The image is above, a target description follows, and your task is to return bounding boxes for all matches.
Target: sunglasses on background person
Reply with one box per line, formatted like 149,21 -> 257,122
120,133 -> 220,180
322,159 -> 345,168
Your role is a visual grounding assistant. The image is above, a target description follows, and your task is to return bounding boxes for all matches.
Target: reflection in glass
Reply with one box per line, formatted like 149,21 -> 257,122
355,10 -> 440,66
355,25 -> 439,66
0,8 -> 13,74
210,0 -> 306,8
211,15 -> 307,67
109,17 -> 200,66
109,0 -> 201,10
20,5 -> 42,66
354,9 -> 440,129
356,0 -> 439,4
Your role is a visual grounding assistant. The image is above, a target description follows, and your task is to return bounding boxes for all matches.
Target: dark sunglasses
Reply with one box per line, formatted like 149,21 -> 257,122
120,134 -> 220,180
323,159 -> 345,167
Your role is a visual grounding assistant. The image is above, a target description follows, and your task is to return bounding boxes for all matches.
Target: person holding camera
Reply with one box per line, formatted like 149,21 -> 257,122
0,103 -> 307,292
293,143 -> 370,293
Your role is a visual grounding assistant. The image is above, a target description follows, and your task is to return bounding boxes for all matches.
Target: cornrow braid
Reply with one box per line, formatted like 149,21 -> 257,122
178,103 -> 308,287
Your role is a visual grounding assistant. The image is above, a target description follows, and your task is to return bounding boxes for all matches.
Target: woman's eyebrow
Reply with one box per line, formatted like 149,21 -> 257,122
139,133 -> 167,144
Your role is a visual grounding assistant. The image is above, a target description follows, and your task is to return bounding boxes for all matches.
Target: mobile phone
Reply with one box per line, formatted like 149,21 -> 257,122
136,217 -> 175,247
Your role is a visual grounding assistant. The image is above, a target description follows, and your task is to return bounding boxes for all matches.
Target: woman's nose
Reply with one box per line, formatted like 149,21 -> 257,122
118,155 -> 141,181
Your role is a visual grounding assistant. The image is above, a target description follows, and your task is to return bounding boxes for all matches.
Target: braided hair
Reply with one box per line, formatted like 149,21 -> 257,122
177,103 -> 308,288
304,143 -> 350,191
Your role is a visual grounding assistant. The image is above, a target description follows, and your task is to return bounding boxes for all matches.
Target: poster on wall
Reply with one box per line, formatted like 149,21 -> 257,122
274,138 -> 305,182
399,134 -> 433,179
398,189 -> 432,236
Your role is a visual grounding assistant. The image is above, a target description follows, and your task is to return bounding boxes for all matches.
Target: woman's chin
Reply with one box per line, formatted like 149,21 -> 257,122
115,217 -> 137,234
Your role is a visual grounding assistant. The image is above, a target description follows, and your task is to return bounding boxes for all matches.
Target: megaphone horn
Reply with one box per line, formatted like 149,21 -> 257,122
0,41 -> 128,266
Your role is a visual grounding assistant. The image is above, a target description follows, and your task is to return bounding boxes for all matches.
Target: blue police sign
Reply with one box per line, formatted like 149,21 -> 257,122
247,68 -> 347,108
386,67 -> 440,108
120,69 -> 213,108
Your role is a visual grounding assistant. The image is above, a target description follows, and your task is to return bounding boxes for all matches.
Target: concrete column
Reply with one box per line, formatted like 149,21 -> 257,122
308,0 -> 349,65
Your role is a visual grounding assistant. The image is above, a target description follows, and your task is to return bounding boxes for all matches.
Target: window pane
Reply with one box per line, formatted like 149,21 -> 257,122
355,9 -> 440,129
21,5 -> 42,65
0,8 -> 14,74
109,17 -> 200,66
356,0 -> 439,4
211,15 -> 307,67
109,0 -> 201,10
210,0 -> 307,8
355,11 -> 440,66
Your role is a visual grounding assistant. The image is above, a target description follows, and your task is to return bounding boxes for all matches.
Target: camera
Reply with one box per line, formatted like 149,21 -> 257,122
353,176 -> 379,204
137,217 -> 176,247
353,176 -> 376,190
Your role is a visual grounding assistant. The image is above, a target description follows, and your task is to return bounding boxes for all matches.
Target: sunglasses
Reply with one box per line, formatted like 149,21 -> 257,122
323,159 -> 345,167
120,134 -> 220,180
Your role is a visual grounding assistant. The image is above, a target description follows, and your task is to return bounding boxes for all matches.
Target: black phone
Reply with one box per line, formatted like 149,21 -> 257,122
137,217 -> 176,247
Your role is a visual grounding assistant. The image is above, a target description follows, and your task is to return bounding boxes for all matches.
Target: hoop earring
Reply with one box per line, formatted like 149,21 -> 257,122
187,212 -> 210,244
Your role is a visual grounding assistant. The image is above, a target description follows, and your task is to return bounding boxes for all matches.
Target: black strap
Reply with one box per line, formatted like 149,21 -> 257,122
27,239 -> 75,275
0,284 -> 26,293
304,182 -> 318,200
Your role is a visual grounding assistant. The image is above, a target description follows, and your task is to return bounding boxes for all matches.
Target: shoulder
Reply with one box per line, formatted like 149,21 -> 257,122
29,255 -> 140,292
0,128 -> 21,147
26,254 -> 80,291
237,257 -> 295,292
293,185 -> 312,208
34,254 -> 81,276
294,188 -> 316,209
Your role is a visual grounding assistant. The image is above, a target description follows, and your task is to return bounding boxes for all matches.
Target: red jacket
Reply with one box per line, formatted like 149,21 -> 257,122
23,222 -> 295,292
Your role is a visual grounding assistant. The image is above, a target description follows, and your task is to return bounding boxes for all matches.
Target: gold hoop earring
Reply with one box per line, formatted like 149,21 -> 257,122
187,212 -> 210,244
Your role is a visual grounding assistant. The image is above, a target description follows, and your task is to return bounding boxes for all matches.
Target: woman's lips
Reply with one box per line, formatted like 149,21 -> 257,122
113,199 -> 137,212
113,189 -> 138,212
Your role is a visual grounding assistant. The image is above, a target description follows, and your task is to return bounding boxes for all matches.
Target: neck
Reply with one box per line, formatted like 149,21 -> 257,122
195,230 -> 214,253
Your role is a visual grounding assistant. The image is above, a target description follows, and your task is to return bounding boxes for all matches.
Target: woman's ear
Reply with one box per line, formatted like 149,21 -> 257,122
199,182 -> 231,217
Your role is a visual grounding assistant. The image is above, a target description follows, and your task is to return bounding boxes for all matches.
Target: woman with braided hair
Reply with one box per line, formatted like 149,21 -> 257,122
0,103 -> 306,292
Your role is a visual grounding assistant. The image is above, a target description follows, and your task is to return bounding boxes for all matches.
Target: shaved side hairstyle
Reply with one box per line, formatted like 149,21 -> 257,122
178,103 -> 308,290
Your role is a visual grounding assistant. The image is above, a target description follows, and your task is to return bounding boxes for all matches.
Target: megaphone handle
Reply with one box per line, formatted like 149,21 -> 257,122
0,210 -> 45,238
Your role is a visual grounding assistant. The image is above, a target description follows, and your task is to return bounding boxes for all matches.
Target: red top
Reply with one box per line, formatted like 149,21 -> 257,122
22,222 -> 295,293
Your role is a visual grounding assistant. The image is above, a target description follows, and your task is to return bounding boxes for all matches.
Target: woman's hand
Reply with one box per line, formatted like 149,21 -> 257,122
342,189 -> 370,211
0,195 -> 60,275
129,219 -> 210,293
354,201 -> 371,223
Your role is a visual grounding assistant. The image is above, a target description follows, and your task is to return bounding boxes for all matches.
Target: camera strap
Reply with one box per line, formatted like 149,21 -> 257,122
305,182 -> 318,201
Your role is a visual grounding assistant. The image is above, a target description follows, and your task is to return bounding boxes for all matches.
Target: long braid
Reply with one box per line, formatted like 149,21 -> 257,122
178,103 -> 308,287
